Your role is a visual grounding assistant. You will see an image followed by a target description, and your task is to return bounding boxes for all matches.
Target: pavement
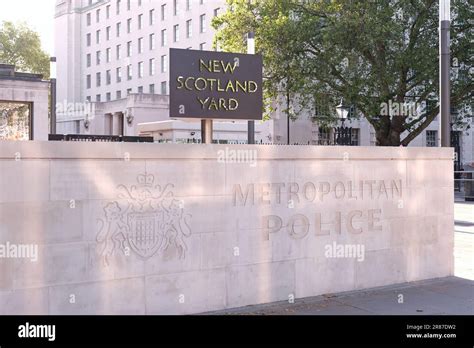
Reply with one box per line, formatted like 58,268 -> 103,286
454,196 -> 474,280
209,276 -> 473,315
206,199 -> 474,315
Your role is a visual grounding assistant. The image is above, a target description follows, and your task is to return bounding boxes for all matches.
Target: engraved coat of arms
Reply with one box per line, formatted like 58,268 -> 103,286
97,173 -> 192,265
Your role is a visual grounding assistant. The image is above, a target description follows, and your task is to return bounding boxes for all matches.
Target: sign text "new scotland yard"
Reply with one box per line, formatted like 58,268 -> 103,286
170,48 -> 263,120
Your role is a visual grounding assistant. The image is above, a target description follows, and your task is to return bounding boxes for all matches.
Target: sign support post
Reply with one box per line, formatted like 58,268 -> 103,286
247,32 -> 255,144
201,119 -> 213,144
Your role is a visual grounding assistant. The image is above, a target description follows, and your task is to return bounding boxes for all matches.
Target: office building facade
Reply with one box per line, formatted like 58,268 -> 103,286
55,0 -> 473,168
55,0 -> 225,135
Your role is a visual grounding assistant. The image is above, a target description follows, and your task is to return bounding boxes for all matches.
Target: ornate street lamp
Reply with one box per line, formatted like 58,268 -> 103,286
334,99 -> 352,145
336,99 -> 349,124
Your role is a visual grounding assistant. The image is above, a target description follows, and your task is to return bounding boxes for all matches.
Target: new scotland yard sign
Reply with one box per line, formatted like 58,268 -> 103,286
169,48 -> 263,120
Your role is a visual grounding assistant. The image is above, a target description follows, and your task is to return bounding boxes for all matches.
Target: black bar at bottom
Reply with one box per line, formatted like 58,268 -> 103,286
0,315 -> 471,346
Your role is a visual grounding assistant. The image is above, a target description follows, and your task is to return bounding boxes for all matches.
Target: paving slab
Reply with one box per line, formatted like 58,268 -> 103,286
205,277 -> 474,315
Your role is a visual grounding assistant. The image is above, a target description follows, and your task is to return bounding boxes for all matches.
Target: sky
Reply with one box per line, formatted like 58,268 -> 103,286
0,0 -> 56,54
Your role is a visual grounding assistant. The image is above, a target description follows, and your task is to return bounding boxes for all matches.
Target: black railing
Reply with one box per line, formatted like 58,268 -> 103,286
48,134 -> 154,143
454,171 -> 474,201
334,127 -> 354,145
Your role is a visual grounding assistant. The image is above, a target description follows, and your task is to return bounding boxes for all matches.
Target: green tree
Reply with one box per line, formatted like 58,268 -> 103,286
0,21 -> 50,78
213,0 -> 473,146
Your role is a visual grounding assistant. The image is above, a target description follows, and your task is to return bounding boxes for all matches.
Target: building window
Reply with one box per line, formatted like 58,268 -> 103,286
86,75 -> 91,89
351,128 -> 360,146
86,53 -> 91,67
116,22 -> 121,37
116,0 -> 121,15
86,96 -> 91,102
314,98 -> 330,117
200,0 -> 204,4
87,13 -> 91,26
199,14 -> 206,33
116,90 -> 122,99
426,130 -> 438,147
106,5 -> 111,19
127,64 -> 132,80
127,88 -> 132,95
96,94 -> 101,102
96,30 -> 101,44
138,86 -> 144,94
186,0 -> 190,11
149,58 -> 155,76
106,92 -> 111,101
138,14 -> 143,29
161,55 -> 167,73
369,130 -> 377,146
127,0 -> 131,11
317,127 -> 330,145
173,0 -> 178,16
106,70 -> 111,85
115,45 -> 121,60
186,19 -> 192,38
214,7 -> 220,17
72,130 -> 83,141
106,48 -> 111,63
173,24 -> 179,42
138,61 -> 144,78
161,29 -> 167,46
127,41 -> 132,56
161,81 -> 167,95
149,33 -> 155,50
149,84 -> 155,94
96,72 -> 101,87
149,9 -> 155,25
161,4 -> 166,20
106,26 -> 111,41
96,50 -> 101,65
138,37 -> 143,53
138,0 -> 142,6
348,105 -> 357,118
127,18 -> 132,33
199,42 -> 205,50
96,9 -> 100,23
86,33 -> 91,47
116,67 -> 122,82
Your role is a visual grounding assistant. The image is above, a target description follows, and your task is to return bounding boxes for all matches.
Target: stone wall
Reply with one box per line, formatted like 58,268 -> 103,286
0,141 -> 454,314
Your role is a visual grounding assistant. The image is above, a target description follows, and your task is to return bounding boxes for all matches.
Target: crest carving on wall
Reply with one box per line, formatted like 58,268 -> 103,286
97,173 -> 192,265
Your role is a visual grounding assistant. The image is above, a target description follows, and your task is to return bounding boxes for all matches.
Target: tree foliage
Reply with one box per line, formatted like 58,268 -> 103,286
213,0 -> 473,146
0,21 -> 50,78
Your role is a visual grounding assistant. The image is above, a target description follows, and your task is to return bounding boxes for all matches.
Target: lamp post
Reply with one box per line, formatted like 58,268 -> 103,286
50,57 -> 57,135
439,0 -> 451,147
247,32 -> 255,145
335,99 -> 351,145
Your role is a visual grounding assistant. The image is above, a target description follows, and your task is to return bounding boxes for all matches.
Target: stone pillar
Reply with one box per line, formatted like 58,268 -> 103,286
113,112 -> 124,136
104,113 -> 113,135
